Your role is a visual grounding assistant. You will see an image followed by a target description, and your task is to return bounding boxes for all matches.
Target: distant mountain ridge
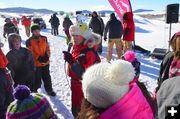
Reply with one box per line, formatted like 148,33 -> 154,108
133,9 -> 154,13
0,7 -> 156,14
0,7 -> 56,14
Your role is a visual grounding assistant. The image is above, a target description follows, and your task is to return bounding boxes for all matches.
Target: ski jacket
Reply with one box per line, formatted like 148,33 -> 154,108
157,52 -> 174,90
123,12 -> 135,41
89,16 -> 104,35
0,48 -> 8,68
99,83 -> 154,119
6,47 -> 35,78
50,15 -> 60,27
12,18 -> 19,26
22,16 -> 31,27
26,35 -> 50,67
68,45 -> 101,81
104,16 -> 123,39
63,17 -> 73,30
3,22 -> 18,36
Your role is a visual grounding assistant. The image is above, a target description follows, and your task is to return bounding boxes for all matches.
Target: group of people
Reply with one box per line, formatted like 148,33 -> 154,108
0,11 -> 180,119
3,16 -> 32,38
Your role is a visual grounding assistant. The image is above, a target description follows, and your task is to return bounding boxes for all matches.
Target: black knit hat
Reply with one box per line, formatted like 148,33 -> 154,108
31,24 -> 40,32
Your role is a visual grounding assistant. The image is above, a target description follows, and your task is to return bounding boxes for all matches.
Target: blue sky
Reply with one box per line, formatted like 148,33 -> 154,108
0,0 -> 179,11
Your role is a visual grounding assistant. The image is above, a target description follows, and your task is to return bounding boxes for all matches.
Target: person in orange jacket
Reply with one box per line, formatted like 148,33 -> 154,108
0,42 -> 14,119
22,16 -> 31,37
26,24 -> 56,96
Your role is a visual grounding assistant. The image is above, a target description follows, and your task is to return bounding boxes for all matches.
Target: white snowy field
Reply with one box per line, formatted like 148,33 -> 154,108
0,11 -> 180,119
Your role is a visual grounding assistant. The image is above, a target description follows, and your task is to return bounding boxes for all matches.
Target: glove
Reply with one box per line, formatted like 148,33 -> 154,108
62,51 -> 74,64
104,36 -> 107,41
38,53 -> 49,63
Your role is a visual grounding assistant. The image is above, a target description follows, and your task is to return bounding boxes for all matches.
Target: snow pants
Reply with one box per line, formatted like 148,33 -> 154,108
71,80 -> 84,118
34,64 -> 53,92
123,41 -> 132,52
25,26 -> 30,37
107,38 -> 122,62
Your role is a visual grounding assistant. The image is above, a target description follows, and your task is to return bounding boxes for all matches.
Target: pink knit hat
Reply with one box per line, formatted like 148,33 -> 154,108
124,51 -> 136,63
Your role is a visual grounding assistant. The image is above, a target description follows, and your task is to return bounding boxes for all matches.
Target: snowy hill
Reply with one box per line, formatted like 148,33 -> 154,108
0,11 -> 180,118
133,9 -> 154,13
0,7 -> 56,14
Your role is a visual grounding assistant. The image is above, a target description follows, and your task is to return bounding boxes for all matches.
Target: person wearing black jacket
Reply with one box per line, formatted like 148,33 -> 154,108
49,13 -> 60,36
157,31 -> 180,91
104,13 -> 123,62
6,33 -> 35,91
3,18 -> 19,38
89,11 -> 104,53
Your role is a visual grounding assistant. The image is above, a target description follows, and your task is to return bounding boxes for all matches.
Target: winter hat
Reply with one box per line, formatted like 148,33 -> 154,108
110,13 -> 116,19
5,18 -> 11,22
31,24 -> 40,32
124,51 -> 136,63
69,24 -> 101,48
6,85 -> 57,119
8,33 -> 22,49
82,60 -> 135,108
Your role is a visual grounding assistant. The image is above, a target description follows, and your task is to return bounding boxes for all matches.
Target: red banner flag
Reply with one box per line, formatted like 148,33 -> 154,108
108,0 -> 132,21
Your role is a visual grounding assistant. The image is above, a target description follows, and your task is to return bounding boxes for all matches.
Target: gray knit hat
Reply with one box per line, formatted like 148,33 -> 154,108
82,60 -> 135,108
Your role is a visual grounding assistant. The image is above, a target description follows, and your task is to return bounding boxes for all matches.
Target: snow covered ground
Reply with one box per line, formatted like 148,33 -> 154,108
0,11 -> 180,119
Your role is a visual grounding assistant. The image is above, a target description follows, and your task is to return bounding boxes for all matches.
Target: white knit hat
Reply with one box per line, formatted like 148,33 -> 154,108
69,24 -> 101,48
82,60 -> 135,108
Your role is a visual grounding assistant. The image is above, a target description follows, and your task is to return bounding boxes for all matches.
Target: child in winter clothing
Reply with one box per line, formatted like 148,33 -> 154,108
169,33 -> 180,78
78,60 -> 154,119
157,31 -> 180,90
63,14 -> 73,44
0,42 -> 14,119
62,24 -> 101,118
123,51 -> 141,79
6,33 -> 35,91
6,85 -> 57,119
26,24 -> 56,96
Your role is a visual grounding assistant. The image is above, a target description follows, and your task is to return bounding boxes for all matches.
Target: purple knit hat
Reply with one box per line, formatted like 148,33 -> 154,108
13,85 -> 31,101
6,85 -> 57,119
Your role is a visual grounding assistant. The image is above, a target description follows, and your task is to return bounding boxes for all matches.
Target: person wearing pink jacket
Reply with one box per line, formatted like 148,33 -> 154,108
78,60 -> 155,119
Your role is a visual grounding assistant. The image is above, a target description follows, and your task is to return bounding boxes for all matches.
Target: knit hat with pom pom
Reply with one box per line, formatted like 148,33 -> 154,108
6,85 -> 57,119
123,51 -> 136,63
82,60 -> 135,109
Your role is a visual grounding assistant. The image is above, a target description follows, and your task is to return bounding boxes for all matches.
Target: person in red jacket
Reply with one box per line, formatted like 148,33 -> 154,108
12,18 -> 19,26
21,16 -> 31,37
122,12 -> 135,52
62,24 -> 101,118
